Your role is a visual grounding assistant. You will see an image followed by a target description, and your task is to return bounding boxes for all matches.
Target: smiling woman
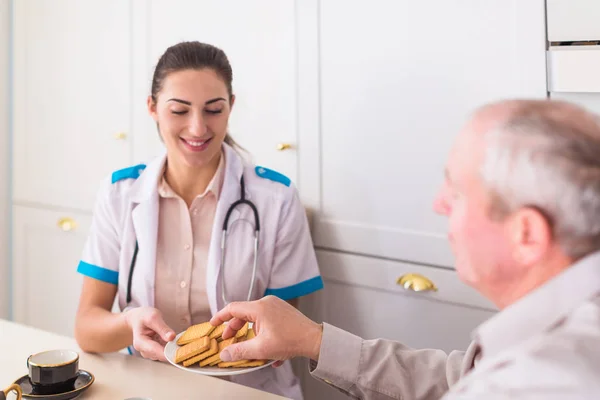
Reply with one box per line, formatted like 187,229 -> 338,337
74,41 -> 323,400
147,43 -> 240,206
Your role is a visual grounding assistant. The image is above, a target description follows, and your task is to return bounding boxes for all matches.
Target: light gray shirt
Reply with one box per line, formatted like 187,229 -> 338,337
310,251 -> 600,399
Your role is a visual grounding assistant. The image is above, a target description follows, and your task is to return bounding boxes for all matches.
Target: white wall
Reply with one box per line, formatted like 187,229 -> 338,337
0,0 -> 9,319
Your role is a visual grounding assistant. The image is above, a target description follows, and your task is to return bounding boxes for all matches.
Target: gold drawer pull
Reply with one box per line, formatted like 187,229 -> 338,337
57,217 -> 77,232
397,273 -> 437,292
114,132 -> 127,140
276,143 -> 293,151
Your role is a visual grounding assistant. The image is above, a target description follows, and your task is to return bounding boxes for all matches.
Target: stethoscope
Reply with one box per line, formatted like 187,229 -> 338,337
125,175 -> 260,305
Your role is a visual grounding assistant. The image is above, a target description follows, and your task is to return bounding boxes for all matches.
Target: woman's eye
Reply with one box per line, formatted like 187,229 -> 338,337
171,110 -> 188,115
205,109 -> 223,115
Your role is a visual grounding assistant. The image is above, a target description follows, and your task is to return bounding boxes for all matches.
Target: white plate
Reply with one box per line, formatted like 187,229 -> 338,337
164,332 -> 275,376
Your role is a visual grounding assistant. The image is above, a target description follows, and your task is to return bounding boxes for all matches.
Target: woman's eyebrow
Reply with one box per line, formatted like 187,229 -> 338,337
166,97 -> 226,105
167,98 -> 192,105
205,97 -> 226,105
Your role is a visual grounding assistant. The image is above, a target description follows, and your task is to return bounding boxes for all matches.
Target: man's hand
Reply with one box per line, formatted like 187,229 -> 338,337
210,296 -> 323,363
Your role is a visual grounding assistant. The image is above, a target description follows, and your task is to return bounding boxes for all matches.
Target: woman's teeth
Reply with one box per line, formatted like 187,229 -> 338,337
184,138 -> 208,147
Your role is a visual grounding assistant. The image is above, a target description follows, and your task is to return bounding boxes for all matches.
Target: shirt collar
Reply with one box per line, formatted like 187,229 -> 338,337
158,151 -> 226,200
473,250 -> 600,359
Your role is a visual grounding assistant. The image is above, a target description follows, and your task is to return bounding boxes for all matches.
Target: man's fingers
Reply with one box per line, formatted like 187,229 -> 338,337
210,301 -> 257,327
272,360 -> 284,368
219,337 -> 265,362
221,317 -> 247,340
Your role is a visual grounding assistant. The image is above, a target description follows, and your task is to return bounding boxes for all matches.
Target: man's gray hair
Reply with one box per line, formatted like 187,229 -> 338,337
480,100 -> 600,260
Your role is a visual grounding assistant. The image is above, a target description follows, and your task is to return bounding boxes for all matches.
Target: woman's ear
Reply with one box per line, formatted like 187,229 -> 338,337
229,94 -> 236,109
147,95 -> 158,121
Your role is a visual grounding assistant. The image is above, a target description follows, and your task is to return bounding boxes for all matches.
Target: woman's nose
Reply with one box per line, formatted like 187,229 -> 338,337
189,115 -> 208,136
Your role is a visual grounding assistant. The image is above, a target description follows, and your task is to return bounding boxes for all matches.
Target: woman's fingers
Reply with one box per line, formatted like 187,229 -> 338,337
143,311 -> 175,342
134,334 -> 167,361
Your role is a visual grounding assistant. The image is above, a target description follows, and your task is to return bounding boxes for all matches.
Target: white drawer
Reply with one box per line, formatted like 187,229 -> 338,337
547,0 -> 600,42
547,46 -> 600,93
315,250 -> 497,312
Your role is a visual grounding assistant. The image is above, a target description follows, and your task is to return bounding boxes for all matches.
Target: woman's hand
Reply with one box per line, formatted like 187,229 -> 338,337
124,307 -> 176,361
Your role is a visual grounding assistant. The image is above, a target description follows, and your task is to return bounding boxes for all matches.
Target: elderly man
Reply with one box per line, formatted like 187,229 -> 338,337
211,99 -> 600,399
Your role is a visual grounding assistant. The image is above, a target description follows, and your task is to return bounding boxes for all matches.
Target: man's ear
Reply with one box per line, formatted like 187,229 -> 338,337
509,207 -> 553,267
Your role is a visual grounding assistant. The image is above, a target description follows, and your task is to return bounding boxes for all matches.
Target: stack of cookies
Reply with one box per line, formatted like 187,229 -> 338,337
174,321 -> 267,368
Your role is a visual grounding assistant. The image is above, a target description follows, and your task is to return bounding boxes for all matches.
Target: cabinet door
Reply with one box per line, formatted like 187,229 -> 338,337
12,206 -> 91,337
548,42 -> 600,117
12,0 -> 131,211
132,0 -> 298,181
547,0 -> 600,42
303,0 -> 548,268
298,251 -> 496,400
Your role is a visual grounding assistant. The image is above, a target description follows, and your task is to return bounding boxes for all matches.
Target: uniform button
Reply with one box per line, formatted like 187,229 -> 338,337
184,244 -> 191,250
180,281 -> 187,288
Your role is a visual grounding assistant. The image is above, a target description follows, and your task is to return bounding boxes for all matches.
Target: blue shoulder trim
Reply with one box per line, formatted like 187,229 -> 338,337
111,164 -> 146,184
264,276 -> 324,301
77,261 -> 119,285
255,166 -> 291,187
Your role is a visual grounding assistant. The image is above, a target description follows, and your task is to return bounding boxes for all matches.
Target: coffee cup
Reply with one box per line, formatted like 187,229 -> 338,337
0,384 -> 22,400
27,349 -> 79,390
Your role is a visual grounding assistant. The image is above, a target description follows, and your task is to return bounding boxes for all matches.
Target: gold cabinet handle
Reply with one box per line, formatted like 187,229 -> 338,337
114,132 -> 127,140
276,143 -> 293,151
57,217 -> 77,232
397,273 -> 437,292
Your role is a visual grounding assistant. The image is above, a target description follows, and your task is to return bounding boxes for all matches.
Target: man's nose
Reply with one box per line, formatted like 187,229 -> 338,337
433,191 -> 450,216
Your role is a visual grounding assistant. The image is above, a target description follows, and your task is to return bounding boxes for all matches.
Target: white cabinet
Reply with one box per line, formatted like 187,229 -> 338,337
298,250 -> 497,400
545,3 -> 600,131
131,0 -> 300,182
12,0 -> 132,211
0,0 -> 9,320
547,46 -> 600,93
12,205 -> 91,337
301,0 -> 548,268
547,0 -> 600,42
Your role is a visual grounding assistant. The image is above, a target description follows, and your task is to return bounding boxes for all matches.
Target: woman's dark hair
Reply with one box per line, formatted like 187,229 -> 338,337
151,41 -> 239,149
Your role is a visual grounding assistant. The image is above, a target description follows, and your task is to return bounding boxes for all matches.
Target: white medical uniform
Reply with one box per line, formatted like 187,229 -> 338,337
77,143 -> 323,399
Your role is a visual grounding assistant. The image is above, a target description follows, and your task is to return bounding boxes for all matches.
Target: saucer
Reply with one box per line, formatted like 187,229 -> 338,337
13,370 -> 94,399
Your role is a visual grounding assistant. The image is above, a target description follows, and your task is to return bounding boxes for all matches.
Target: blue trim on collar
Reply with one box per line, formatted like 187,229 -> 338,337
255,166 -> 291,187
264,276 -> 324,301
111,164 -> 146,184
77,261 -> 118,285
